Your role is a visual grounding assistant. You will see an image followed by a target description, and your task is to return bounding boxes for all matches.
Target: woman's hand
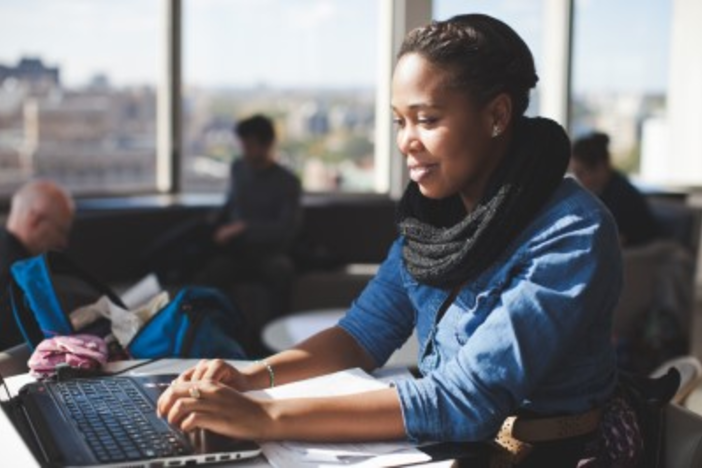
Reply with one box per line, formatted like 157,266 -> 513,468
157,379 -> 274,440
171,359 -> 253,391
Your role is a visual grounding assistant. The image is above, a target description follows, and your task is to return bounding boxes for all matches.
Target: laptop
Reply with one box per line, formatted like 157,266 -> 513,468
0,370 -> 262,467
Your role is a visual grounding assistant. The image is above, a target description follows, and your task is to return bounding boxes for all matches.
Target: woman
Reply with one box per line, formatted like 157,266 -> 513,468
158,14 -> 640,466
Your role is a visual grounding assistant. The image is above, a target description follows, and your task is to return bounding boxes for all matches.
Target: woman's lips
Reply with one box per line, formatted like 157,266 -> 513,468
408,163 -> 438,183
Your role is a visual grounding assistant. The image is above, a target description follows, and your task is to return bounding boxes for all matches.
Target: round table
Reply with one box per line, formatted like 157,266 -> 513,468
262,308 -> 419,368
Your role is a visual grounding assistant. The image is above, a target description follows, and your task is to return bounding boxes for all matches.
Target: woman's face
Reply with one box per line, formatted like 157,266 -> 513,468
391,53 -> 504,207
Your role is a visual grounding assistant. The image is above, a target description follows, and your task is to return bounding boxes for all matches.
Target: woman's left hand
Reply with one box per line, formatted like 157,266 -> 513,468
157,379 -> 273,440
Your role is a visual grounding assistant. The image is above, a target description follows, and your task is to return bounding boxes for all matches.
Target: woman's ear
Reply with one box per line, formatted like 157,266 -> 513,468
487,93 -> 512,138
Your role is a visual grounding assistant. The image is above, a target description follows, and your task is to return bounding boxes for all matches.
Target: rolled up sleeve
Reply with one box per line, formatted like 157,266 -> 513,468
338,239 -> 416,367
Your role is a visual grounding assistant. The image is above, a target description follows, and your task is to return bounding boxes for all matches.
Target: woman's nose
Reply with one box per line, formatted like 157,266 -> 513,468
397,124 -> 421,155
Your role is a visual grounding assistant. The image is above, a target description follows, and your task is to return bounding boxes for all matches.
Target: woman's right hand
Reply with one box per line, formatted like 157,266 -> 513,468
173,359 -> 253,392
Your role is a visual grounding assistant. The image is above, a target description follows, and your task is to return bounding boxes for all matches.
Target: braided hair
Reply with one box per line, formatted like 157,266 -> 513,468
398,14 -> 538,117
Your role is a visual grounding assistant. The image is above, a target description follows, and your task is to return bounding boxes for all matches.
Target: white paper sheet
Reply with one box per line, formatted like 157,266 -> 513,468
120,273 -> 162,309
249,368 -> 431,468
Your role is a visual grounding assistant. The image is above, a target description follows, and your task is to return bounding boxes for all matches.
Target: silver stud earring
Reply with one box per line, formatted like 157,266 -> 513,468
492,125 -> 501,138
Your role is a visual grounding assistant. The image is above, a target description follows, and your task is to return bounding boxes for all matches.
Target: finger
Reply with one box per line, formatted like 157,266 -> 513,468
175,366 -> 197,383
156,383 -> 178,417
173,361 -> 205,383
165,393 -> 201,427
190,359 -> 212,381
178,404 -> 238,438
157,381 -> 203,417
201,359 -> 230,381
179,410 -> 211,433
179,410 -> 240,437
161,382 -> 208,421
178,395 -> 261,441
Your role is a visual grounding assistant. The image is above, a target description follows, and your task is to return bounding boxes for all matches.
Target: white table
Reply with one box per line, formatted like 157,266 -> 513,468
262,308 -> 419,368
3,359 -> 453,468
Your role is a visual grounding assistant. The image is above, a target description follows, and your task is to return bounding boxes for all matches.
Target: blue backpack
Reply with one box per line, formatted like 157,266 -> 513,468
126,286 -> 247,359
8,251 -> 248,360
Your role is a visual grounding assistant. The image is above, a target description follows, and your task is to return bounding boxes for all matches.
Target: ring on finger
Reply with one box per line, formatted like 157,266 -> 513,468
189,386 -> 202,399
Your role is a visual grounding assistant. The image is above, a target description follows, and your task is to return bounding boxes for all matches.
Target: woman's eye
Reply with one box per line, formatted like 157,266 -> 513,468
418,117 -> 437,125
392,117 -> 404,128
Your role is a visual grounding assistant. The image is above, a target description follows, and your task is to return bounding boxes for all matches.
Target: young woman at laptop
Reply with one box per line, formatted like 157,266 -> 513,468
158,14 -> 641,466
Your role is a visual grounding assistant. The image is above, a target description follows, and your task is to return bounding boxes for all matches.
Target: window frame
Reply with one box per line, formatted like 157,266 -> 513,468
159,0 -> 572,200
2,0 -> 574,205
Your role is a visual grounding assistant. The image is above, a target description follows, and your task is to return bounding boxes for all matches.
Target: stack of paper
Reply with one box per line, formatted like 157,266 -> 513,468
249,368 -> 432,468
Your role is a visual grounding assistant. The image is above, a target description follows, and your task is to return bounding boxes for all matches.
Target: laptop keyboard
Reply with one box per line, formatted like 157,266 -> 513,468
55,377 -> 188,463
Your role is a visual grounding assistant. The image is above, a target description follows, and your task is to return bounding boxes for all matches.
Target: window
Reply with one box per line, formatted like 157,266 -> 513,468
433,0 -> 545,116
181,0 -> 379,194
572,0 -> 671,176
0,0 -> 160,197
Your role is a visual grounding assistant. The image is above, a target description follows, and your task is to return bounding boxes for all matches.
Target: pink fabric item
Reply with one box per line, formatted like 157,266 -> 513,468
28,334 -> 109,379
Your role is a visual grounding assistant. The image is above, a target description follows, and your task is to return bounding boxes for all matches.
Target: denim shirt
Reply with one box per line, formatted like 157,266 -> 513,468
338,178 -> 622,443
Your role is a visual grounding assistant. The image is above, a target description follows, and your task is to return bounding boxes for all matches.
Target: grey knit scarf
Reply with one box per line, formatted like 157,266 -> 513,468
396,116 -> 571,289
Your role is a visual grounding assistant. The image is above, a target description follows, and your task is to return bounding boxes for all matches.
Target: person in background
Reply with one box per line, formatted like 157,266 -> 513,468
571,131 -> 660,247
0,179 -> 75,350
195,114 -> 303,334
158,14 -> 642,466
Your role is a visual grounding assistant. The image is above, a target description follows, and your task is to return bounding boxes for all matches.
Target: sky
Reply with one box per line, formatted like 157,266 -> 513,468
0,0 -> 671,93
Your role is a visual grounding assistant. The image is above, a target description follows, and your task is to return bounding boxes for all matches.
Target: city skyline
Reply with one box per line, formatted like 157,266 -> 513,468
0,0 -> 670,93
0,0 -> 673,196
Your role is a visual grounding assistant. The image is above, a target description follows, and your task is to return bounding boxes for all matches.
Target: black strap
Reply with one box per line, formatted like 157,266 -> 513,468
435,282 -> 468,324
46,251 -> 126,309
421,283 -> 467,365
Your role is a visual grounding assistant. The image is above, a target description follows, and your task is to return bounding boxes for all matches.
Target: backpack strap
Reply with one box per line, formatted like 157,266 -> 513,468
47,251 -> 126,309
7,279 -> 43,350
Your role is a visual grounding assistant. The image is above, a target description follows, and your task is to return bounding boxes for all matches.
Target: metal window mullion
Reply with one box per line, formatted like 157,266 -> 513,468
375,0 -> 432,199
157,0 -> 182,194
541,0 -> 574,130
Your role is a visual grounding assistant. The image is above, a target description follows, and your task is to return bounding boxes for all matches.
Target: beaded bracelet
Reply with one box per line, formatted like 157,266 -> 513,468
255,359 -> 275,388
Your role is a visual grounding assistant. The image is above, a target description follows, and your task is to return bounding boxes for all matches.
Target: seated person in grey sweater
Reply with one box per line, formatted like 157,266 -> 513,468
195,114 -> 302,327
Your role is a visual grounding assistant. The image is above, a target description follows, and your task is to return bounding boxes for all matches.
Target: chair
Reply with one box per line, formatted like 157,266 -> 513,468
665,403 -> 702,468
649,197 -> 702,256
615,239 -> 697,372
650,355 -> 702,405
